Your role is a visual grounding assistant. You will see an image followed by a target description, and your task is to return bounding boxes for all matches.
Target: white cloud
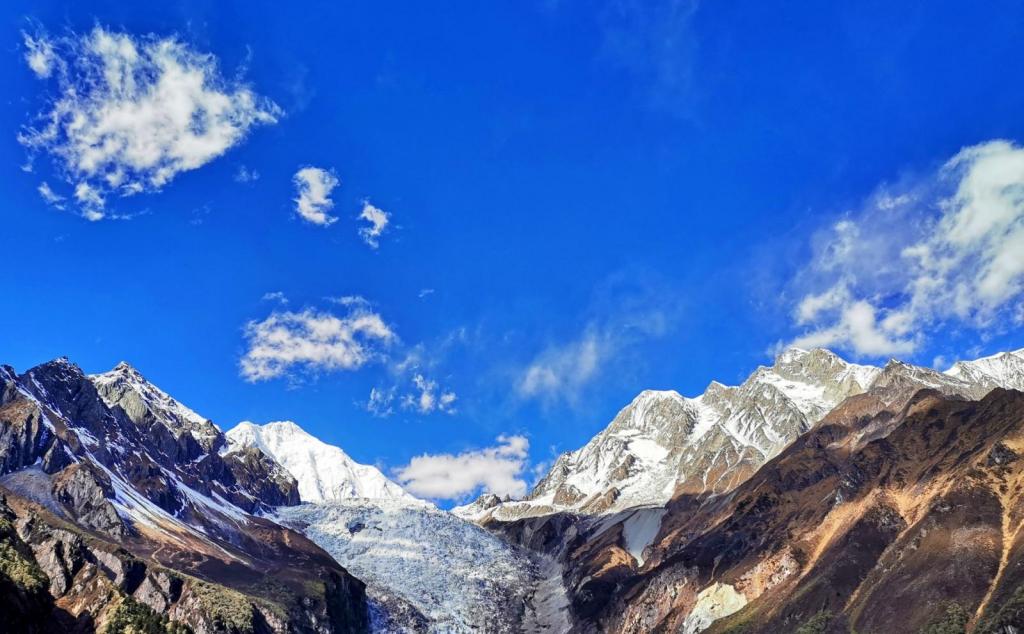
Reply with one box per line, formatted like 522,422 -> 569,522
37,182 -> 64,208
515,275 -> 677,406
788,139 -> 1024,357
366,386 -> 396,417
368,368 -> 457,418
358,201 -> 390,248
19,27 -> 280,220
401,374 -> 457,414
418,288 -> 435,299
293,167 -> 339,225
234,165 -> 260,183
393,435 -> 530,500
23,34 -> 55,78
329,295 -> 370,308
240,306 -> 395,381
261,291 -> 288,305
518,331 -> 603,402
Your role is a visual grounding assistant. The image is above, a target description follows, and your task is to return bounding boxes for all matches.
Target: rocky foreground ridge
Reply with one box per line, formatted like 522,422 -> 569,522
0,358 -> 368,633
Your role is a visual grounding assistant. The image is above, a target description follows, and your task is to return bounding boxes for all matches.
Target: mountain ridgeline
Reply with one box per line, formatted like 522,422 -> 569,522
0,347 -> 1023,633
0,359 -> 367,633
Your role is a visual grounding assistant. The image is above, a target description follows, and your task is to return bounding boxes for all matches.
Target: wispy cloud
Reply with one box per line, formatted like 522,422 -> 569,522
787,139 -> 1024,358
23,34 -> 55,78
358,201 -> 390,248
37,182 -> 65,209
234,165 -> 260,183
261,291 -> 288,305
19,27 -> 280,221
401,374 -> 457,414
516,273 -> 676,406
518,330 -> 603,402
366,338 -> 460,418
392,435 -> 530,501
293,166 -> 339,226
240,305 -> 395,381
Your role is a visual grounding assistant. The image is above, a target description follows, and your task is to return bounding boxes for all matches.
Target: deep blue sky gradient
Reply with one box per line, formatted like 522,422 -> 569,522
1,1 -> 1023,499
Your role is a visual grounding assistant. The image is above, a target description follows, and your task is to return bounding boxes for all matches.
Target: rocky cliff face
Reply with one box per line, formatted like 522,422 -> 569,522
466,347 -> 1024,633
0,358 -> 368,633
490,370 -> 1024,633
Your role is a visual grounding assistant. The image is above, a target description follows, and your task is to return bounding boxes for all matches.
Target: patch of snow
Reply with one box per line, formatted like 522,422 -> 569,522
622,508 -> 667,565
680,583 -> 747,634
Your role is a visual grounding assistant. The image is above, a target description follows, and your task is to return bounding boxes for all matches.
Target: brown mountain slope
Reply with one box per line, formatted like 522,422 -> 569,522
0,359 -> 369,633
494,388 -> 1024,634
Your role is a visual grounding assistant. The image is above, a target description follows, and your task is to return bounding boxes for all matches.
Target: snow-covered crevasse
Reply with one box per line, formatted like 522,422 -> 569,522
274,499 -> 568,633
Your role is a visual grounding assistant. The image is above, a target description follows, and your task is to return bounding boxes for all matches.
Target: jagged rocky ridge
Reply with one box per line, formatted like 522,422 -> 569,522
0,359 -> 368,633
457,347 -> 1024,521
4,347 -> 1024,634
477,347 -> 1024,633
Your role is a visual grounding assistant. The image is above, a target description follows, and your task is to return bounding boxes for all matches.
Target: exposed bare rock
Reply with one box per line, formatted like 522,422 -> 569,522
0,357 -> 369,633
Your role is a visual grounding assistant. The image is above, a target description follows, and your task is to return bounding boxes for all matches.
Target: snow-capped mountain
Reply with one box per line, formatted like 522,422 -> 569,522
458,347 -> 1024,521
0,358 -> 366,631
274,499 -> 568,633
225,420 -> 415,503
945,348 -> 1024,393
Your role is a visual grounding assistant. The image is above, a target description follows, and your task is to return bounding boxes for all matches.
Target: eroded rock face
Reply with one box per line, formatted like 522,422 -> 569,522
224,446 -> 301,510
0,494 -> 52,633
51,463 -> 127,538
516,388 -> 1024,634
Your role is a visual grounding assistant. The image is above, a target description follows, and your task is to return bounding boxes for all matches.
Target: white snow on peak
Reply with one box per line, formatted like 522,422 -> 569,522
945,348 -> 1024,391
224,420 -> 416,504
485,347 -> 882,519
473,345 -> 1024,522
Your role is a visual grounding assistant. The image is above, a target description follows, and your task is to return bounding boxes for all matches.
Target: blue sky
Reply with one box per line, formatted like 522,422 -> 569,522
2,1 -> 1023,504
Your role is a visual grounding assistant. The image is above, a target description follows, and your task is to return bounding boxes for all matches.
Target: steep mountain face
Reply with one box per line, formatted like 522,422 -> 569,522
89,362 -> 301,513
482,348 -> 1024,633
225,421 -> 413,503
458,348 -> 881,520
460,347 -> 1024,522
0,358 -> 368,633
527,387 -> 1024,633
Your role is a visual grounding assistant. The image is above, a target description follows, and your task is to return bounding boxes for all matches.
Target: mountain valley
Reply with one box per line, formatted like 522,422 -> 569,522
2,348 -> 1024,633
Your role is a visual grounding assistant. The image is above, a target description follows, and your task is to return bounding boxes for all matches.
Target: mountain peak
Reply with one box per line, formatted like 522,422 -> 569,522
224,420 -> 417,504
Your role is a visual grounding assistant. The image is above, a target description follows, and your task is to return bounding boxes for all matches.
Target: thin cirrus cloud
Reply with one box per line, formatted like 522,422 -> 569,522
786,139 -> 1024,358
19,27 -> 281,221
240,303 -> 396,382
366,339 -> 459,418
392,434 -> 531,501
293,166 -> 339,226
516,281 -> 675,407
358,201 -> 391,248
